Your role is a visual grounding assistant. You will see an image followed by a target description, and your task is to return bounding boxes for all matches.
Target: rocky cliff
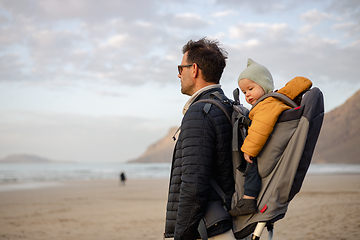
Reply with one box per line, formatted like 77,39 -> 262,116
128,127 -> 178,163
312,90 -> 360,163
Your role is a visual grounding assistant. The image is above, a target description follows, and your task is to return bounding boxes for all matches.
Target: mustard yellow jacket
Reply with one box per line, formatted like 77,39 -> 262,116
241,77 -> 312,157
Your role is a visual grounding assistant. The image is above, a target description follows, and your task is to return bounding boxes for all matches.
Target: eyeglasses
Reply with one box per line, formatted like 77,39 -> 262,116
178,64 -> 193,75
178,63 -> 202,75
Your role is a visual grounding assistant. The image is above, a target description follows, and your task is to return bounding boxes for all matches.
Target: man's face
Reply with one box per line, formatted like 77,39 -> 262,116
178,52 -> 195,96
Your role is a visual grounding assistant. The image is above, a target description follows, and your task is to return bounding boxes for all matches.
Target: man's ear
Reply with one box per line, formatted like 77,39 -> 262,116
192,63 -> 200,79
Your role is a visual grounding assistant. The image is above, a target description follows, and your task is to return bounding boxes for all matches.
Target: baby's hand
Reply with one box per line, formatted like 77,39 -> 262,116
244,153 -> 253,164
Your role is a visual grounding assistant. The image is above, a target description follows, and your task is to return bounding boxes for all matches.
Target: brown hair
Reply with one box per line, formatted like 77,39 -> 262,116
182,37 -> 228,84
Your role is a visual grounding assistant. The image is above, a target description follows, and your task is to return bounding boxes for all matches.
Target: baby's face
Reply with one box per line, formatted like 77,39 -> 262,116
239,78 -> 265,105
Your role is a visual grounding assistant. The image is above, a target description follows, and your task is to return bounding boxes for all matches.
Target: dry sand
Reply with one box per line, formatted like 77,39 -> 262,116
0,174 -> 359,240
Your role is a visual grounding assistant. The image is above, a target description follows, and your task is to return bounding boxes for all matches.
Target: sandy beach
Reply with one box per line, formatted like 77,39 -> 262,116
1,174 -> 359,240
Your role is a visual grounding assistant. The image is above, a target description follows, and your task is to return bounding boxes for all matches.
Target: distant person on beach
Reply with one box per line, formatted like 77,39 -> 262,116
120,172 -> 126,186
228,59 -> 312,216
164,38 -> 236,240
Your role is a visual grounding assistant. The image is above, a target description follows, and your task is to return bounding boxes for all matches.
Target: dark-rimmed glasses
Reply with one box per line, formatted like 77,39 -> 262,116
178,64 -> 193,75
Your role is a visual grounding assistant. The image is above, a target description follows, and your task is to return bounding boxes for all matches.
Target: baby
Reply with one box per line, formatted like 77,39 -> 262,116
229,59 -> 312,216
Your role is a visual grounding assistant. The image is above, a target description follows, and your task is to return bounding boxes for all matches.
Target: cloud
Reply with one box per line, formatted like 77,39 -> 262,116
1,0 -> 158,23
229,22 -> 290,42
299,9 -> 333,33
0,1 -> 358,89
172,13 -> 210,29
333,21 -> 360,39
212,10 -> 236,18
0,53 -> 29,81
0,0 -> 358,88
300,9 -> 332,24
228,33 -> 359,83
327,0 -> 360,22
215,0 -> 297,13
0,0 -> 358,90
100,34 -> 128,49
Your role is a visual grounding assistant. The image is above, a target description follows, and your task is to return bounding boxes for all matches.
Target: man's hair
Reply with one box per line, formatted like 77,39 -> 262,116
182,37 -> 228,84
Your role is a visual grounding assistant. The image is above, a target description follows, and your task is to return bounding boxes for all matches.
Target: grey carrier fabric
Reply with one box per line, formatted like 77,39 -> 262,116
198,87 -> 324,240
233,87 -> 324,239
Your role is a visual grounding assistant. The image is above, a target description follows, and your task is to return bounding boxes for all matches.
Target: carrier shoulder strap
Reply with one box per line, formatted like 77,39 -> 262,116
197,92 -> 232,124
198,98 -> 232,123
196,93 -> 232,240
209,178 -> 228,207
199,90 -> 252,177
252,92 -> 298,110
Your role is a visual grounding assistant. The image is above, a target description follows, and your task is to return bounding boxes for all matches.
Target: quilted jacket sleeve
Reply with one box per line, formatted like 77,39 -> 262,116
277,76 -> 312,99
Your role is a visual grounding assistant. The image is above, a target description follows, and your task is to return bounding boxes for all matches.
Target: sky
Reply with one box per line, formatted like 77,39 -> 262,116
0,0 -> 359,162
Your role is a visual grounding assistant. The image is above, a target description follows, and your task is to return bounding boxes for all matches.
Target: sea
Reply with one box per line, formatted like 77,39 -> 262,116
0,163 -> 359,191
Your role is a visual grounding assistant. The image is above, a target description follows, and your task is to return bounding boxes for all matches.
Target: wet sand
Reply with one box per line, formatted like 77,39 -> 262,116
0,174 -> 359,240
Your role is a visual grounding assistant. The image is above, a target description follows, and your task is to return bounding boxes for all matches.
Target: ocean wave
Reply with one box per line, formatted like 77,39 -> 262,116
0,163 -> 359,183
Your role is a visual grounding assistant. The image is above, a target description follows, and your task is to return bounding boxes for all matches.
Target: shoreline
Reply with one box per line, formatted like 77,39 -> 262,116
0,175 -> 359,239
1,163 -> 359,185
1,172 -> 360,192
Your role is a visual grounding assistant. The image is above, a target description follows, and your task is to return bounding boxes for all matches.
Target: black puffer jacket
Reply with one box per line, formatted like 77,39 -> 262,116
165,88 -> 234,240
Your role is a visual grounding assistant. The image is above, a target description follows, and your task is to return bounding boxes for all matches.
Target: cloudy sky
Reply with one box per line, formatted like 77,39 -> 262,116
0,0 -> 359,162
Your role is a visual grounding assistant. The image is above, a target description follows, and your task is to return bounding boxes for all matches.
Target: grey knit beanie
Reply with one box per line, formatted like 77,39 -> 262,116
238,58 -> 274,94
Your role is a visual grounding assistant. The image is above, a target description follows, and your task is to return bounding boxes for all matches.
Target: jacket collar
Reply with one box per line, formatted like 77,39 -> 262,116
182,84 -> 222,115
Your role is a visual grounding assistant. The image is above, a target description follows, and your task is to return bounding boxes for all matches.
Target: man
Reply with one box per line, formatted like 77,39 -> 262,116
164,38 -> 235,240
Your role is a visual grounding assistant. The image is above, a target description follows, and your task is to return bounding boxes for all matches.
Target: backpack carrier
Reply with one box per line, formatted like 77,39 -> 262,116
198,86 -> 324,240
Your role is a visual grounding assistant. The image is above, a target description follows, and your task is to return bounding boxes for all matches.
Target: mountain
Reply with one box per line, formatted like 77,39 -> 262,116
128,127 -> 178,163
0,154 -> 53,163
129,90 -> 360,164
312,90 -> 360,164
